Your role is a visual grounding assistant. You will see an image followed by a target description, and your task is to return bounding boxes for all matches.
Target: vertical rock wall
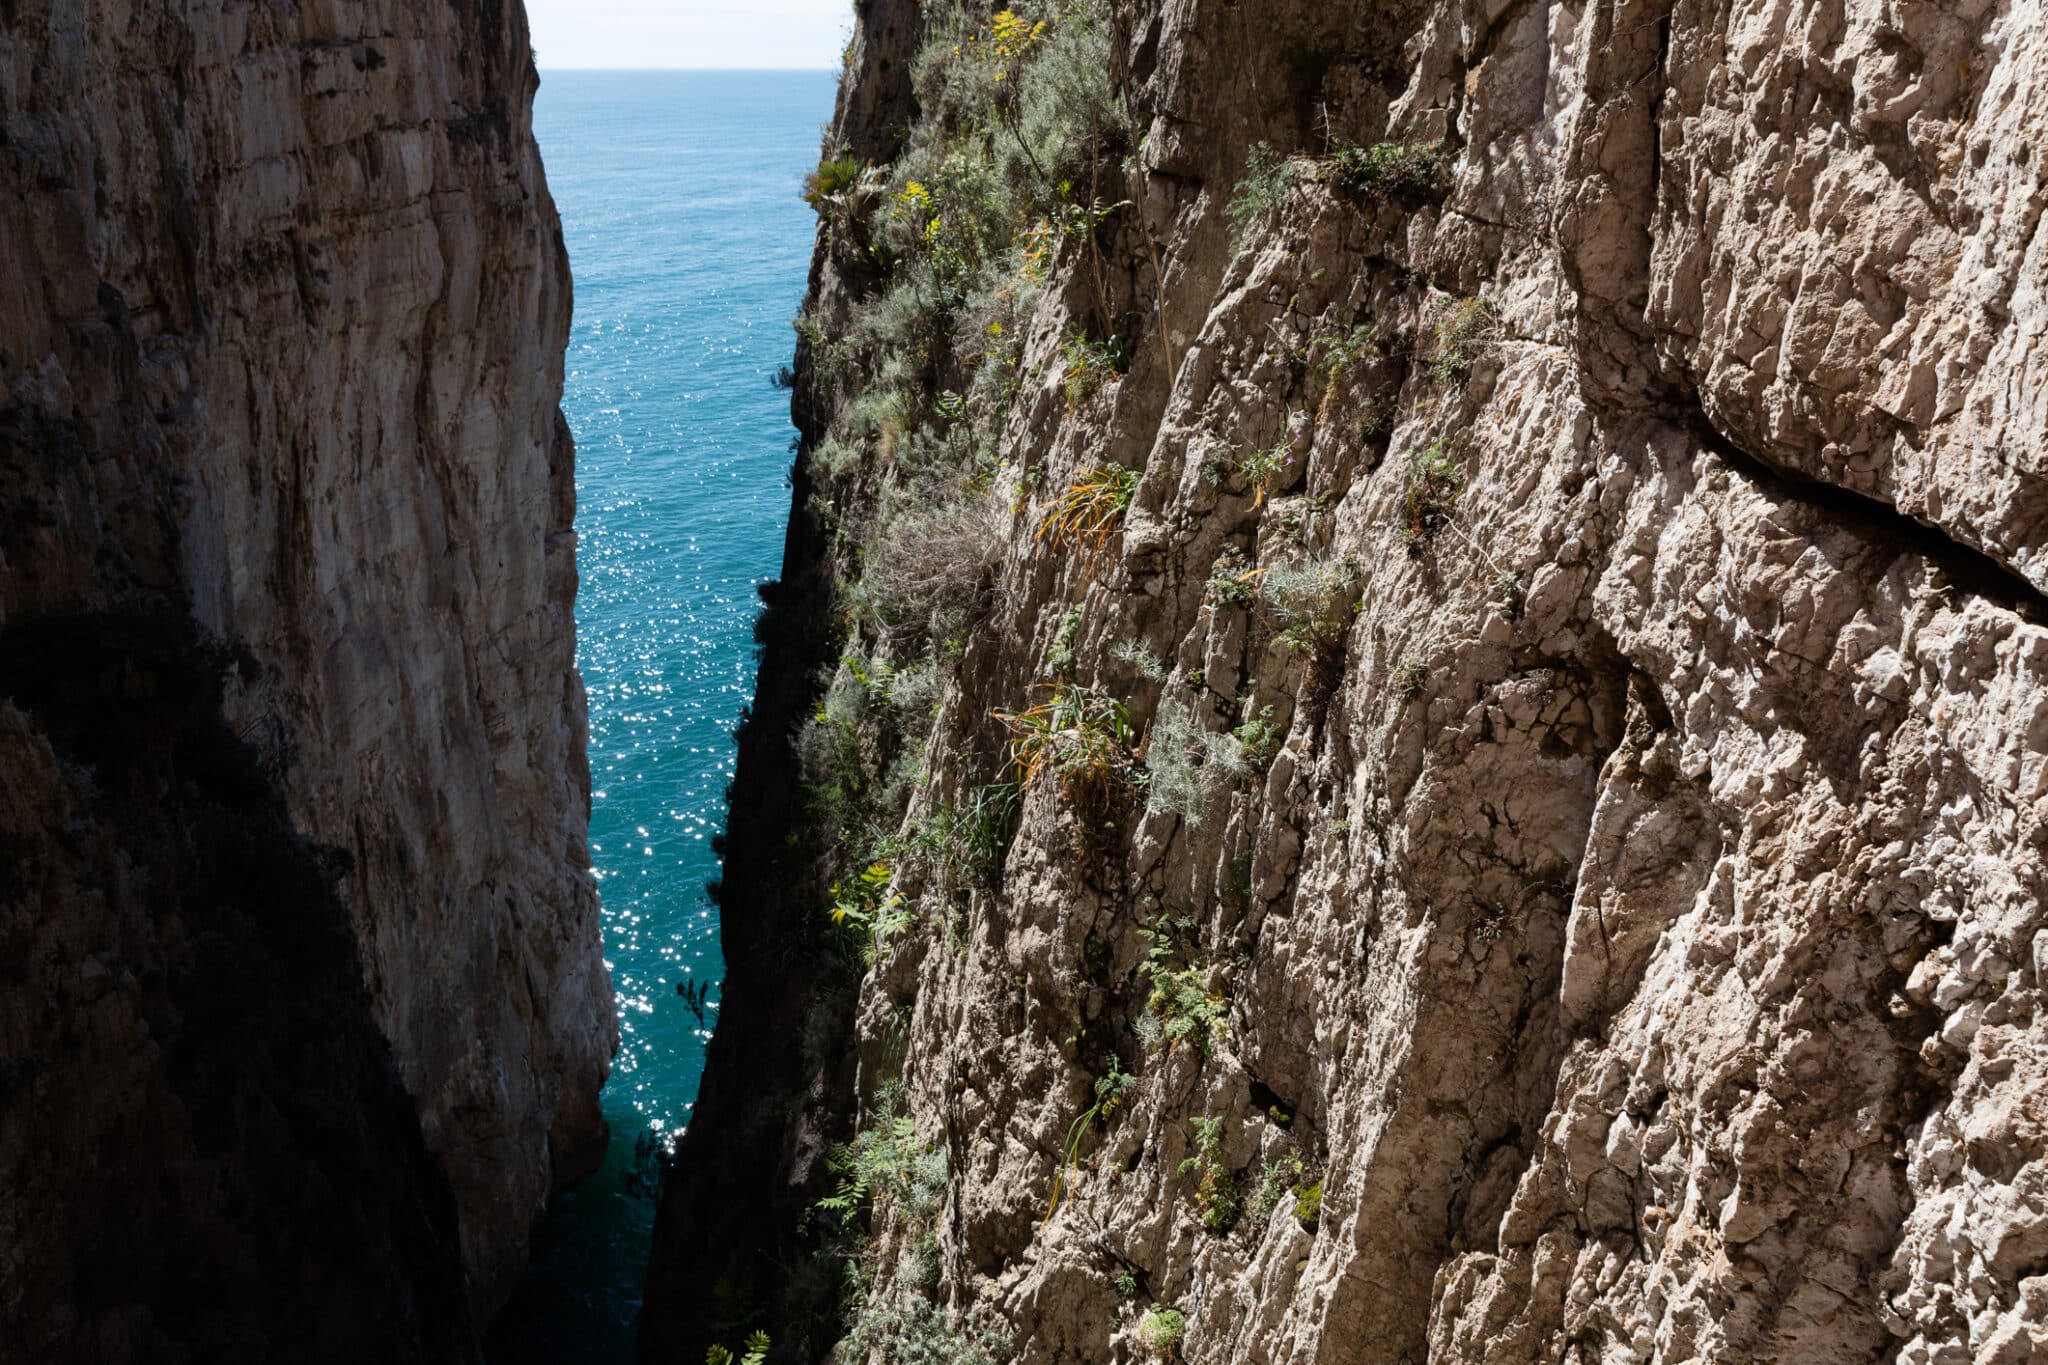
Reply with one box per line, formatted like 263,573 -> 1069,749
0,0 -> 613,1344
650,1 -> 2048,1363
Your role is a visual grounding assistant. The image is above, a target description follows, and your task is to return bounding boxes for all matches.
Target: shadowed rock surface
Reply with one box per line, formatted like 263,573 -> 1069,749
0,0 -> 611,1354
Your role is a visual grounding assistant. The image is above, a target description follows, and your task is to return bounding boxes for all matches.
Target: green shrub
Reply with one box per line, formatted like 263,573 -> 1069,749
1227,141 -> 1295,247
1110,639 -> 1169,684
1177,1116 -> 1239,1232
1143,699 -> 1248,828
827,860 -> 915,966
816,1101 -> 947,1228
1399,439 -> 1463,547
1136,1305 -> 1186,1356
1262,557 -> 1360,659
1333,140 -> 1449,203
704,1331 -> 771,1365
994,684 -> 1133,816
844,1289 -> 1011,1365
1236,439 -> 1292,506
1394,657 -> 1429,699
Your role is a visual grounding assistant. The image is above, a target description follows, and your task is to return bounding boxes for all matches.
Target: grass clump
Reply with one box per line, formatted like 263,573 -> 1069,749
1333,140 -> 1449,203
805,151 -> 865,207
1136,1305 -> 1186,1356
1227,141 -> 1295,247
1061,328 -> 1127,407
1399,440 -> 1463,548
995,684 -> 1133,816
1426,296 -> 1497,385
1045,1054 -> 1134,1220
1040,465 -> 1140,547
1177,1116 -> 1239,1232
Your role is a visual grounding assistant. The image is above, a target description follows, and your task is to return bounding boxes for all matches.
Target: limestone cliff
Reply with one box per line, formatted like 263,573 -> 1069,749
0,0 -> 611,1350
649,1 -> 2048,1363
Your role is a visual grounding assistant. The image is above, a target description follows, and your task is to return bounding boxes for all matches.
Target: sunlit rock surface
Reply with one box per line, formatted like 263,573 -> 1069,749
648,2 -> 2048,1362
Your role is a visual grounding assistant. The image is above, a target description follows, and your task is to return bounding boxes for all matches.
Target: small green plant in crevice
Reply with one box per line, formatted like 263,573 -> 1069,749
1044,1054 -> 1135,1221
1136,1305 -> 1186,1357
1310,321 -> 1381,416
1205,546 -> 1262,610
1394,657 -> 1429,699
704,1331 -> 771,1365
1232,704 -> 1282,772
1426,295 -> 1497,385
1399,439 -> 1464,549
1040,464 -> 1140,547
1294,1179 -> 1323,1230
1111,638 -> 1169,684
1177,1116 -> 1239,1232
1061,328 -> 1127,408
828,860 -> 915,966
1358,383 -> 1400,439
1236,439 -> 1293,507
1136,916 -> 1226,1055
1227,140 -> 1295,247
1046,605 -> 1085,677
994,683 -> 1133,818
1333,140 -> 1450,204
1491,568 -> 1526,619
1246,1150 -> 1305,1227
1112,1270 -> 1140,1300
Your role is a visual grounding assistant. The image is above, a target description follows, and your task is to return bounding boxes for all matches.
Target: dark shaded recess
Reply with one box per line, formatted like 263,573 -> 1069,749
637,432 -> 853,1363
0,611 -> 479,1365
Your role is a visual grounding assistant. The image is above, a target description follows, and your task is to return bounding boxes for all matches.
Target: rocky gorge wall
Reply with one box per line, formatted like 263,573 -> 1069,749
648,1 -> 2048,1363
0,0 -> 612,1355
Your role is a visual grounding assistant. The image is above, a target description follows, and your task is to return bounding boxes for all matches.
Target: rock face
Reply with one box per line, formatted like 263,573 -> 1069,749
0,0 -> 612,1347
648,2 -> 2048,1364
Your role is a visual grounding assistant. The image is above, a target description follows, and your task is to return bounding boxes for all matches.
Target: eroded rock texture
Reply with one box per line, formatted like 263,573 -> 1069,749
0,0 -> 611,1350
653,1 -> 2048,1363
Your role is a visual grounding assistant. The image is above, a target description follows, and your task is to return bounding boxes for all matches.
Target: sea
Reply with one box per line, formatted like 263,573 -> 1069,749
484,68 -> 837,1363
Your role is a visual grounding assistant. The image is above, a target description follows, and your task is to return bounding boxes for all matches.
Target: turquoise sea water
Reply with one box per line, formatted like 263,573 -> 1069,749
486,69 -> 835,1362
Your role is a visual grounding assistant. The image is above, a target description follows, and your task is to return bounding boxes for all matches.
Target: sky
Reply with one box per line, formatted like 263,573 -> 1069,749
526,0 -> 853,69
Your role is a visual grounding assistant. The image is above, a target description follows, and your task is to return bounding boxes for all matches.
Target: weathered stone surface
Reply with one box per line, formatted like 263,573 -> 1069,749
656,2 -> 2048,1363
0,0 -> 611,1340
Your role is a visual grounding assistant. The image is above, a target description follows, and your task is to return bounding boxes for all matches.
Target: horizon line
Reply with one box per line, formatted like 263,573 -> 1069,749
539,65 -> 840,73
